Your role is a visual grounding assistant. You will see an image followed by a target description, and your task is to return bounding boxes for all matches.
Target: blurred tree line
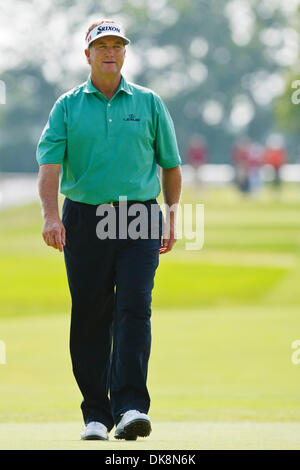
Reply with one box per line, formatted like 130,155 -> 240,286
274,3 -> 300,160
0,0 -> 299,172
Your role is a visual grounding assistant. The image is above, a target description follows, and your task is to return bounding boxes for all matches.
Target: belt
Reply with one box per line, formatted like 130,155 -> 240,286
109,199 -> 156,207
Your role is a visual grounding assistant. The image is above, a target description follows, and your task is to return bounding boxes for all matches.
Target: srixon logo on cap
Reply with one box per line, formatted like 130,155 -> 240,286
97,25 -> 121,34
86,22 -> 129,48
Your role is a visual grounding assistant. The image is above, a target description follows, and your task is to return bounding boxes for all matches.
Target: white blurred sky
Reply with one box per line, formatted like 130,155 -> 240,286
1,0 -> 300,76
0,0 -> 140,83
0,0 -> 181,85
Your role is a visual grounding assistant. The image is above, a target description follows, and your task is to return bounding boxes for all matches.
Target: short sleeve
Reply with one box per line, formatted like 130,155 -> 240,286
36,98 -> 67,165
153,94 -> 181,168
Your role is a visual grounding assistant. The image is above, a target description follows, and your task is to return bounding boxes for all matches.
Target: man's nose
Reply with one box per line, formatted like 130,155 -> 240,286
105,47 -> 115,55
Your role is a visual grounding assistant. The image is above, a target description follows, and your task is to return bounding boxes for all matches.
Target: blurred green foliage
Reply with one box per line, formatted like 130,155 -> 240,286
0,0 -> 299,171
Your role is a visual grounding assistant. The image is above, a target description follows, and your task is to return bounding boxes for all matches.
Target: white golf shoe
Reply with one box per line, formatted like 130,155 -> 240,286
81,421 -> 109,440
114,410 -> 151,440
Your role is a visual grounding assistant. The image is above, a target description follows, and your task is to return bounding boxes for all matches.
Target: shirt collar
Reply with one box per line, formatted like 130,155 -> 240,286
118,75 -> 133,95
83,75 -> 133,96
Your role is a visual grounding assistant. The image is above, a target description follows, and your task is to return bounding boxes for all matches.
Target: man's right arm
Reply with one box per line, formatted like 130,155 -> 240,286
38,163 -> 65,252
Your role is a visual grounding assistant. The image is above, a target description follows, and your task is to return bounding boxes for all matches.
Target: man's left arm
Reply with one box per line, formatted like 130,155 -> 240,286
160,165 -> 182,254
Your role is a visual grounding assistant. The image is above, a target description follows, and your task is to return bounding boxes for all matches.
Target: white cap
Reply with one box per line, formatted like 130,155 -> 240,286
86,22 -> 130,48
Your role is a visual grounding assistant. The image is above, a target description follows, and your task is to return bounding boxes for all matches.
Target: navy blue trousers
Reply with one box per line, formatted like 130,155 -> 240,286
62,198 -> 162,431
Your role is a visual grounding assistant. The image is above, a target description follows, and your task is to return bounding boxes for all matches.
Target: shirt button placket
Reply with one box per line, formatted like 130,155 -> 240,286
107,102 -> 112,138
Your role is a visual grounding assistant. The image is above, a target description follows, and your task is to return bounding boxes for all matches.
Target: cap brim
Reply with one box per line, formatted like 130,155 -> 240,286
88,33 -> 130,47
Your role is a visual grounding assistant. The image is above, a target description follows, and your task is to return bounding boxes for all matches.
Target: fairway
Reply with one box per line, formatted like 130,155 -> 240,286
0,421 -> 300,450
1,185 -> 300,450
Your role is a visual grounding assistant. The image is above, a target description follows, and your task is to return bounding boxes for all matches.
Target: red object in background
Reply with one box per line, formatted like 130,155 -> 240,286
187,139 -> 208,167
248,144 -> 263,168
231,142 -> 251,169
263,147 -> 287,170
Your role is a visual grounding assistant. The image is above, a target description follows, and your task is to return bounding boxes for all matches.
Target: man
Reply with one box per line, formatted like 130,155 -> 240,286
36,19 -> 182,441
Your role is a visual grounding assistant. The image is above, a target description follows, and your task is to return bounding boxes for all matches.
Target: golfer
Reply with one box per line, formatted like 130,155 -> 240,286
36,19 -> 182,441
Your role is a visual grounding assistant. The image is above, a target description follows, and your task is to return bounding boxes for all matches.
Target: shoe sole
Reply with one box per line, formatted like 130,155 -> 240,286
115,419 -> 151,441
81,435 -> 108,441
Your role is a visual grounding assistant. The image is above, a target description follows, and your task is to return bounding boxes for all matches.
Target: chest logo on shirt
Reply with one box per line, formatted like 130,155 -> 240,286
123,113 -> 140,122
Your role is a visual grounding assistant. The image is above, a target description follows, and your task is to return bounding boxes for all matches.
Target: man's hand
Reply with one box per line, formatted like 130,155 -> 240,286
38,163 -> 63,252
160,165 -> 182,254
42,215 -> 66,252
159,222 -> 177,254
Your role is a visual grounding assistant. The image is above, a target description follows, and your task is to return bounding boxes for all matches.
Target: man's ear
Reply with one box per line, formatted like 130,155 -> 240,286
85,48 -> 91,65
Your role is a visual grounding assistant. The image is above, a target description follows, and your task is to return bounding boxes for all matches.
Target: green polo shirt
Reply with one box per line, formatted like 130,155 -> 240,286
36,74 -> 181,205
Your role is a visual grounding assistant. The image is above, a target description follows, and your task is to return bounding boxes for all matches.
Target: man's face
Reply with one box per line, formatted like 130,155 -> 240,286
85,36 -> 126,76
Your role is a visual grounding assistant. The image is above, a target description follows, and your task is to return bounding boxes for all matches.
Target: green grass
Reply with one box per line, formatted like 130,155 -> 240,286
1,307 -> 300,424
0,184 -> 300,449
1,422 -> 300,449
0,255 -> 288,316
1,184 -> 299,316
